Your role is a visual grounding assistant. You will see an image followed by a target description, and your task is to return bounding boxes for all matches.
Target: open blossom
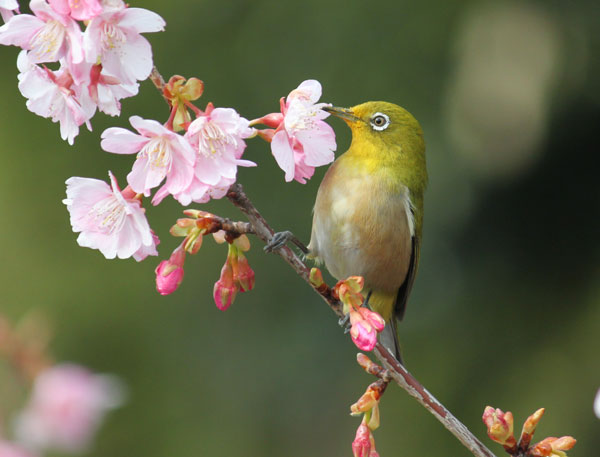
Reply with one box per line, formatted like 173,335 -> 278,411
14,364 -> 123,453
258,80 -> 336,183
48,0 -> 102,21
83,5 -> 165,85
17,51 -> 95,145
161,105 -> 255,205
63,171 -> 159,261
0,0 -> 83,64
101,116 -> 195,198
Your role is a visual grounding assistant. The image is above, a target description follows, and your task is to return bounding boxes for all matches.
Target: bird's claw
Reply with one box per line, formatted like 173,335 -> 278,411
338,313 -> 351,333
264,231 -> 293,253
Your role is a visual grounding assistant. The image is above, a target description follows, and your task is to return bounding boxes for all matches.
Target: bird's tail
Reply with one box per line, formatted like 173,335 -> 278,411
367,290 -> 403,363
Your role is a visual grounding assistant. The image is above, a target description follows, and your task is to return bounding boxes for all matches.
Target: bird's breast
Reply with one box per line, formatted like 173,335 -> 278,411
308,160 -> 414,293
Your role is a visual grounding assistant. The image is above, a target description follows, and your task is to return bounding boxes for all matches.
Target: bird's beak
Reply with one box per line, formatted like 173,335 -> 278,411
323,106 -> 361,123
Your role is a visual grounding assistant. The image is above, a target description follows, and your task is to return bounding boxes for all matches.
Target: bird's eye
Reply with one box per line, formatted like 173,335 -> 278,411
370,112 -> 390,131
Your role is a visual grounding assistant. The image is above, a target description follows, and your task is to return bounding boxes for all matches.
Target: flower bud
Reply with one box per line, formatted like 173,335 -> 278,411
482,407 -> 516,448
352,422 -> 372,457
519,408 -> 545,450
155,246 -> 186,295
233,251 -> 255,292
213,257 -> 237,311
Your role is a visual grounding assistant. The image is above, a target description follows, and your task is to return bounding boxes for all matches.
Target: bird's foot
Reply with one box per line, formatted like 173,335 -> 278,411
264,231 -> 293,253
338,313 -> 351,333
264,231 -> 309,254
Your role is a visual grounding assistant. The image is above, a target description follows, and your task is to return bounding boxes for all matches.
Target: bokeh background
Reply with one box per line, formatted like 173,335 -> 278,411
1,0 -> 599,456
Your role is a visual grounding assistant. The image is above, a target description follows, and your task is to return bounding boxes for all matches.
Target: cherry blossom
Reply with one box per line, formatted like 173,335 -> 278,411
63,171 -> 159,261
161,105 -> 255,205
14,364 -> 123,453
256,79 -> 336,183
48,0 -> 102,21
83,5 -> 165,85
101,116 -> 195,197
0,0 -> 83,64
0,0 -> 19,23
17,51 -> 95,145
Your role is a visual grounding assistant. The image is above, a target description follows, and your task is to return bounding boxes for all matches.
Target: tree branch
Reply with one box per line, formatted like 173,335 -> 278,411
226,183 -> 496,457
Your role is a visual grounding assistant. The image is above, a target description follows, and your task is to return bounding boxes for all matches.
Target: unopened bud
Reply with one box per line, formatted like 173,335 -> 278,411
482,407 -> 516,449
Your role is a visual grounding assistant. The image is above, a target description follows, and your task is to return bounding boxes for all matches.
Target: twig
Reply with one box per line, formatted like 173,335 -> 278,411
226,182 -> 496,457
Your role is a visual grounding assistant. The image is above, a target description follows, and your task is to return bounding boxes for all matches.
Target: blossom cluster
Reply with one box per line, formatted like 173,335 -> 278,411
0,0 -> 165,144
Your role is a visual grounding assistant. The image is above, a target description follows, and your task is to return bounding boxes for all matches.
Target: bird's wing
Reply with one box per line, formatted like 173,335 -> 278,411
394,236 -> 419,321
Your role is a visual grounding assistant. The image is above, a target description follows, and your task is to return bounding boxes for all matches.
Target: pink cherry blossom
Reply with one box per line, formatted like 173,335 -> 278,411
162,105 -> 255,205
260,80 -> 336,183
14,364 -> 123,453
83,5 -> 165,85
101,116 -> 195,198
0,0 -> 19,23
48,0 -> 102,21
0,0 -> 83,64
63,171 -> 159,261
17,51 -> 95,145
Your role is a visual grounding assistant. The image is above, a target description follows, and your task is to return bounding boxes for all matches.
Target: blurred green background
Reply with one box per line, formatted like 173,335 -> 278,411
1,0 -> 599,456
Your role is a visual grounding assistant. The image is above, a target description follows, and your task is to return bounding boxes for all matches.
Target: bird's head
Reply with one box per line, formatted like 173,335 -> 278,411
323,101 -> 424,152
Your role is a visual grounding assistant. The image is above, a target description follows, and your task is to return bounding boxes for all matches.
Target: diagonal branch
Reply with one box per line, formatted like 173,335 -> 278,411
226,183 -> 496,457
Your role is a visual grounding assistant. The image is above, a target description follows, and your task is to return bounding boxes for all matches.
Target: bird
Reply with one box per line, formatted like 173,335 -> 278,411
267,101 -> 427,362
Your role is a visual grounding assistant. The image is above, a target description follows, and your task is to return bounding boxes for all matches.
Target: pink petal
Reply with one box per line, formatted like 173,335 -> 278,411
271,130 -> 295,182
101,127 -> 148,154
119,7 -> 165,34
0,14 -> 44,47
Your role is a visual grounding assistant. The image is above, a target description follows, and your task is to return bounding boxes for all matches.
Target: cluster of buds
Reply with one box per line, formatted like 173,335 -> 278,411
350,354 -> 389,457
482,406 -> 576,457
212,233 -> 255,311
331,275 -> 385,352
156,209 -> 255,311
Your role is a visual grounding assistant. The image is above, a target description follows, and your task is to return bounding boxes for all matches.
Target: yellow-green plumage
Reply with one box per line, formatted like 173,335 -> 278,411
307,101 -> 427,360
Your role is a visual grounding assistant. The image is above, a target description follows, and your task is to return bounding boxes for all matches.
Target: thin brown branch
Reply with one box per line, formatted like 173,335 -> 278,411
226,182 -> 496,457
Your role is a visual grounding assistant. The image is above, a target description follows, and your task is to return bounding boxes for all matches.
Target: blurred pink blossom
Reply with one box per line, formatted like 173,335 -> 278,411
101,116 -> 195,198
594,388 -> 600,419
0,0 -> 83,64
48,0 -> 102,21
17,51 -> 95,145
83,5 -> 165,85
162,105 -> 255,205
14,364 -> 123,453
63,171 -> 159,260
257,80 -> 336,183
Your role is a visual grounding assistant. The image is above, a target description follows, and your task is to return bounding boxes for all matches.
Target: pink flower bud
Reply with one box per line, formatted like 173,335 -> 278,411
155,246 -> 186,295
352,422 -> 372,457
213,257 -> 237,311
482,407 -> 516,448
233,252 -> 255,292
349,315 -> 377,352
357,307 -> 385,333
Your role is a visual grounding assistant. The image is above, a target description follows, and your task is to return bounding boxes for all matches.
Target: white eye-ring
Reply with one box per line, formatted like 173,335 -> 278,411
370,112 -> 390,131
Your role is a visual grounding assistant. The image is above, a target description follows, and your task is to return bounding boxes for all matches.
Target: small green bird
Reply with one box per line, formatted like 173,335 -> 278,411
307,102 -> 427,361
